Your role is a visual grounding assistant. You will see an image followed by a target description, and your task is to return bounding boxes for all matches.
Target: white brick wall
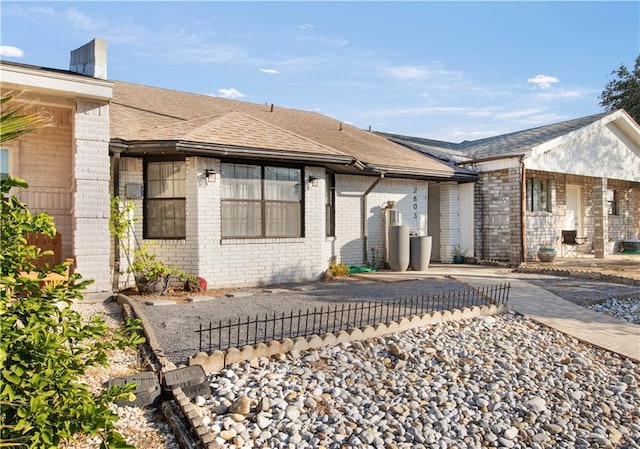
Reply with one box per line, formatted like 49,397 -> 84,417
334,175 -> 428,266
5,100 -> 112,291
117,159 -> 440,288
72,100 -> 111,292
439,182 -> 461,263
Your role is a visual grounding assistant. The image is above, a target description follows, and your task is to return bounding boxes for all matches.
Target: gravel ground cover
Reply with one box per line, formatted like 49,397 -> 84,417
589,298 -> 640,325
62,268 -> 640,449
136,277 -> 471,365
197,312 -> 640,449
60,300 -> 179,449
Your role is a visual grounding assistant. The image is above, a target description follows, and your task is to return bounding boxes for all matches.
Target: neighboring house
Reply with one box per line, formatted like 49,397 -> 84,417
0,40 -> 113,292
382,111 -> 640,264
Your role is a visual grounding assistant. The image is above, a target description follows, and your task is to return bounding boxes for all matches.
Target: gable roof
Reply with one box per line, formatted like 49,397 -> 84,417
457,113 -> 609,159
380,112 -> 611,161
111,81 -> 477,181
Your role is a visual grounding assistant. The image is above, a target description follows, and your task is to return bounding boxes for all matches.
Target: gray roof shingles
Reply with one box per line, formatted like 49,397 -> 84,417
380,112 -> 608,161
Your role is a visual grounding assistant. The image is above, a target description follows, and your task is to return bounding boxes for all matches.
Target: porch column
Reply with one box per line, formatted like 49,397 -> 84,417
72,100 -> 112,292
439,182 -> 460,263
508,166 -> 524,265
593,177 -> 608,258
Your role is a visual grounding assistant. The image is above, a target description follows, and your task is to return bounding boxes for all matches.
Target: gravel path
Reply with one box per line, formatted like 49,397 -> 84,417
197,312 -> 640,449
136,277 -> 472,365
134,273 -> 639,366
80,270 -> 639,448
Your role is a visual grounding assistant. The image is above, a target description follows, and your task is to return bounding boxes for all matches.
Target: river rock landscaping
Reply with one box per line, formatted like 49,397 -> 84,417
195,312 -> 639,449
589,297 -> 640,325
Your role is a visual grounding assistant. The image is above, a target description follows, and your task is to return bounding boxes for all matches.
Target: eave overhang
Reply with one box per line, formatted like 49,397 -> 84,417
111,139 -> 477,182
1,62 -> 113,101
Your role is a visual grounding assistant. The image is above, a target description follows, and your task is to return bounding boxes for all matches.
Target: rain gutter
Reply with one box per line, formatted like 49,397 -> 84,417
362,174 -> 385,264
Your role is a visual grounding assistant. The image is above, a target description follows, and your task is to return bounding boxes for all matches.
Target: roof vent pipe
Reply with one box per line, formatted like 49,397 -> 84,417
270,103 -> 274,112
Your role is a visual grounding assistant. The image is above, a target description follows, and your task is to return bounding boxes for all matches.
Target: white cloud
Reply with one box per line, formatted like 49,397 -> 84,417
28,7 -> 54,16
381,65 -> 432,80
0,46 -> 24,57
496,108 -> 548,120
527,74 -> 559,89
217,88 -> 245,99
260,68 -> 279,74
299,24 -> 314,30
65,7 -> 105,31
380,64 -> 467,87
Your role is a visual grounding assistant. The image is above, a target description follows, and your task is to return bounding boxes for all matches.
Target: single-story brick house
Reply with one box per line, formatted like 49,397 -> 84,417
381,111 -> 640,264
1,39 -> 478,292
108,80 -> 477,289
3,39 -> 638,292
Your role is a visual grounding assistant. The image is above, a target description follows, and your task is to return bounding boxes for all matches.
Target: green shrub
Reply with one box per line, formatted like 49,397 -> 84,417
329,263 -> 350,277
1,177 -> 144,449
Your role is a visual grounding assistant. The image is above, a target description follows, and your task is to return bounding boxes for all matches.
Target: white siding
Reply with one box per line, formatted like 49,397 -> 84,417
528,120 -> 640,182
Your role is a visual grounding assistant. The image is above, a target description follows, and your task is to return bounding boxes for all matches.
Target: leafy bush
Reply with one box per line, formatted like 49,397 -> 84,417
329,263 -> 350,277
0,177 -> 145,449
110,197 -> 195,294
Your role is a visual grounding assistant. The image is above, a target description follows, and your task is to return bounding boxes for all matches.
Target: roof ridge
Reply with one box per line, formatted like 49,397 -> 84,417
460,112 -> 609,148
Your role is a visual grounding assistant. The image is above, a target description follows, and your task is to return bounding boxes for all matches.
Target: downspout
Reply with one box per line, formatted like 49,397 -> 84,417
520,157 -> 526,265
111,148 -> 122,293
362,174 -> 385,264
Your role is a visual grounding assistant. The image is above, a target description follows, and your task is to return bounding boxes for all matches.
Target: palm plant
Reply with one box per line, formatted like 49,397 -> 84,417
1,91 -> 52,144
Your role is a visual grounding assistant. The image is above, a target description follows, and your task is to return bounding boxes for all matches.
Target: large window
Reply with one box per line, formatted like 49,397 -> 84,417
607,189 -> 618,215
221,163 -> 302,238
144,160 -> 186,239
325,172 -> 335,237
526,178 -> 550,212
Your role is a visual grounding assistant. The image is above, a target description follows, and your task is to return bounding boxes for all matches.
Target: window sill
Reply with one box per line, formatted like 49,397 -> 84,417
221,237 -> 304,245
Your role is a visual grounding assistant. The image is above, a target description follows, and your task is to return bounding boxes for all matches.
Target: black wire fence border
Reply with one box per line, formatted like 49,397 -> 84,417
197,283 -> 510,353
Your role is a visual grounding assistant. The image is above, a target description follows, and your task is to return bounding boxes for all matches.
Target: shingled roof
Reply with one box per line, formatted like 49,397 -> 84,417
110,81 -> 476,181
380,113 -> 609,161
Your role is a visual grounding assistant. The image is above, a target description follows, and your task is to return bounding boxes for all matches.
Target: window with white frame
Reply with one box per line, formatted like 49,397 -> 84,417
144,160 -> 186,239
526,178 -> 550,212
607,189 -> 618,215
221,162 -> 302,238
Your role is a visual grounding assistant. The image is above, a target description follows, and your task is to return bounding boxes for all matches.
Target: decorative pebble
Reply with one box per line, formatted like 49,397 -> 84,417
588,297 -> 640,325
193,314 -> 640,449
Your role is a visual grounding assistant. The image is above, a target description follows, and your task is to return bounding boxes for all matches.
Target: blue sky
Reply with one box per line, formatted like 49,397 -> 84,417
1,1 -> 639,141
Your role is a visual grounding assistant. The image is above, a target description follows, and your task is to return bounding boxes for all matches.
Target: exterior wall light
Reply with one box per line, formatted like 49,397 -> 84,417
206,169 -> 217,183
309,175 -> 319,187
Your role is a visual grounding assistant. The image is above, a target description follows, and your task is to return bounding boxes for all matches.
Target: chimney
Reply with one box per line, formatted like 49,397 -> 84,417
69,38 -> 107,79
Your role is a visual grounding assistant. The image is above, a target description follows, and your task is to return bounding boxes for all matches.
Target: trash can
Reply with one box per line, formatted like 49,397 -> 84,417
388,225 -> 410,272
410,236 -> 432,271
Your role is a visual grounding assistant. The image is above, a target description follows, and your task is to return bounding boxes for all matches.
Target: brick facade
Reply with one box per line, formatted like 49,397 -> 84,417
115,159 -> 433,288
4,99 -> 112,292
476,167 -> 640,263
72,100 -> 112,292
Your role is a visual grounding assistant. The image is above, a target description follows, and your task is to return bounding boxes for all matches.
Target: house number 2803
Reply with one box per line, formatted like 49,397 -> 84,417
413,186 -> 418,223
